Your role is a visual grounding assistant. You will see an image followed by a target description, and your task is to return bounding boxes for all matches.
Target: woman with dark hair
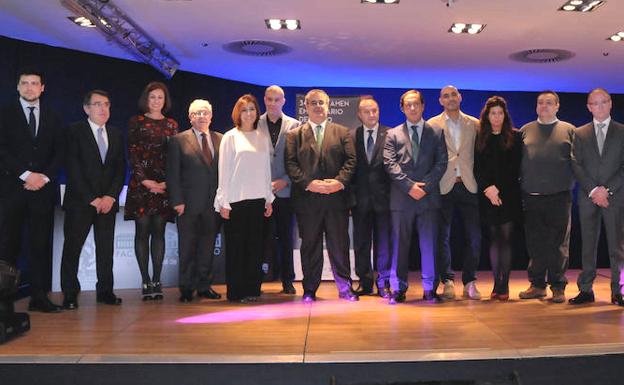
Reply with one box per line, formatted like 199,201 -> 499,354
214,94 -> 274,303
474,96 -> 522,301
125,81 -> 178,300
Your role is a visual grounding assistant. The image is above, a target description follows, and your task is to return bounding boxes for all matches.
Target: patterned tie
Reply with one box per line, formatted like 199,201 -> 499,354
96,127 -> 107,163
596,122 -> 606,155
315,125 -> 323,151
28,106 -> 36,137
201,133 -> 213,166
411,125 -> 420,164
366,129 -> 374,162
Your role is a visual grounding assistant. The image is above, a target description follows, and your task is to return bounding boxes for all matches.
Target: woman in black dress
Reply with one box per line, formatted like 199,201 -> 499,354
125,82 -> 178,300
474,96 -> 522,301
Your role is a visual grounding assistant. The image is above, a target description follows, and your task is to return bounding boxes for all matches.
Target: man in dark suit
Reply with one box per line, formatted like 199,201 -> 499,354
0,67 -> 64,313
61,90 -> 125,309
258,85 -> 300,294
570,88 -> 624,306
351,96 -> 391,298
383,90 -> 448,304
166,99 -> 223,303
285,89 -> 357,302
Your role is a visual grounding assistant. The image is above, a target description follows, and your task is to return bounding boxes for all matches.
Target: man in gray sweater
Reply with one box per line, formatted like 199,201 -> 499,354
519,90 -> 575,304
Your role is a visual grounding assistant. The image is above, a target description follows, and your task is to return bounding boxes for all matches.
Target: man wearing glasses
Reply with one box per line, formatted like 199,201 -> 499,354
285,89 -> 357,302
61,90 -> 125,309
166,99 -> 223,303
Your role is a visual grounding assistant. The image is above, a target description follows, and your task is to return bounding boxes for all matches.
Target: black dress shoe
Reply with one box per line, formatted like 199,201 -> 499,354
179,289 -> 193,303
389,291 -> 406,305
302,292 -> 316,303
96,292 -> 122,305
353,285 -> 374,296
281,282 -> 296,295
378,287 -> 392,299
568,291 -> 595,305
612,294 -> 624,306
29,297 -> 63,313
338,291 -> 359,302
197,287 -> 222,300
422,290 -> 442,303
63,294 -> 79,310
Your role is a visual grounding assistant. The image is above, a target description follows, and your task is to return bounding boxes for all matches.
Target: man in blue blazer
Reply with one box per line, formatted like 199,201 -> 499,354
0,67 -> 64,313
383,90 -> 448,304
258,85 -> 300,294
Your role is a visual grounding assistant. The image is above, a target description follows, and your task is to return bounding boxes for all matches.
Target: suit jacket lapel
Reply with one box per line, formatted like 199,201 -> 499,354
15,101 -> 34,140
601,122 -> 616,158
401,123 -> 414,161
442,118 -> 456,153
372,127 -> 386,164
186,129 -> 211,167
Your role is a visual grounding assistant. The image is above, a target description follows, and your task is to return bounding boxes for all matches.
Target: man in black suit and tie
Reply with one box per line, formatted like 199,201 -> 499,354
351,96 -> 391,298
383,90 -> 448,304
570,88 -> 624,306
166,99 -> 223,303
0,67 -> 64,313
60,90 -> 125,309
285,89 -> 357,302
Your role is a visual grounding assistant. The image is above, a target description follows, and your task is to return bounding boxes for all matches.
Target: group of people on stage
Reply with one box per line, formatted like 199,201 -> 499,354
1,66 -> 623,314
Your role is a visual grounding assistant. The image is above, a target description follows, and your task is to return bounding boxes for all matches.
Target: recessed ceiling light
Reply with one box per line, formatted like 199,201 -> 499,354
265,18 -> 300,30
610,35 -> 622,42
448,23 -> 485,35
558,0 -> 605,12
67,16 -> 96,28
361,0 -> 399,3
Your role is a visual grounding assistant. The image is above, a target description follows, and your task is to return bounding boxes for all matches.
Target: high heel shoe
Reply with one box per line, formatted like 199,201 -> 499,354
142,283 -> 153,301
152,282 -> 163,300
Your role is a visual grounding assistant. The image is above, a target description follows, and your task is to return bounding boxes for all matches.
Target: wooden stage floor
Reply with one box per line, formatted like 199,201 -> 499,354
1,269 -> 623,364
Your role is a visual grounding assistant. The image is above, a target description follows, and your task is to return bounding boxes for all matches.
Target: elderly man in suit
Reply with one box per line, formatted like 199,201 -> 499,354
384,90 -> 448,304
167,99 -> 223,303
427,85 -> 482,300
351,96 -> 392,298
0,67 -> 64,313
258,85 -> 300,295
570,88 -> 624,306
60,90 -> 125,309
285,89 -> 357,302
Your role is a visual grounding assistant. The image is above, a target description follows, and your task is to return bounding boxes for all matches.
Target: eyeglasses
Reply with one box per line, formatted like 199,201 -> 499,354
191,111 -> 211,117
306,100 -> 326,107
89,101 -> 111,108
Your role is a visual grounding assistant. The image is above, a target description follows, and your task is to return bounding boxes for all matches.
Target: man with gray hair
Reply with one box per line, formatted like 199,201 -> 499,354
258,85 -> 300,294
167,99 -> 223,303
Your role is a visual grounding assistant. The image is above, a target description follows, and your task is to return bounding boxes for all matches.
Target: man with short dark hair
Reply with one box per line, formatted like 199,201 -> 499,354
383,90 -> 448,304
570,88 -> 624,306
351,96 -> 392,298
518,91 -> 575,304
0,67 -> 64,313
60,90 -> 125,309
285,89 -> 357,302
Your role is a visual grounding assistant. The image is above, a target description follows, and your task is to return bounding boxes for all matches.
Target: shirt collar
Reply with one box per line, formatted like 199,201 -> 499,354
537,117 -> 559,125
363,123 -> 379,132
594,116 -> 611,128
19,97 -> 39,110
191,126 -> 210,137
87,118 -> 106,131
309,120 -> 327,130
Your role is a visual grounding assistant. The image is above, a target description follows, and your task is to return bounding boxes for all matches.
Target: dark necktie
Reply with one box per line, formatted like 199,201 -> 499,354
366,129 -> 374,162
411,125 -> 420,164
201,133 -> 213,166
28,106 -> 36,137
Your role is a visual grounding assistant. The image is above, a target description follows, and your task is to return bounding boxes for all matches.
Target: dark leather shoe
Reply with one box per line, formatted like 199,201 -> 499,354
302,292 -> 316,303
353,285 -> 373,296
63,294 -> 79,310
423,290 -> 442,303
179,289 -> 193,303
612,294 -> 624,306
197,287 -> 222,300
389,291 -> 406,305
96,292 -> 122,305
281,282 -> 296,295
378,287 -> 392,299
29,297 -> 63,313
338,290 -> 359,302
569,291 -> 595,305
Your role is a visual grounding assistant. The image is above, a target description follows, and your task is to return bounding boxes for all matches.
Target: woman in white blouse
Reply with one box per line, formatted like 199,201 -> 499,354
215,94 -> 274,302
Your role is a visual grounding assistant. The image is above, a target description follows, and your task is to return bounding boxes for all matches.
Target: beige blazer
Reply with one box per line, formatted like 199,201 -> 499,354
427,111 -> 479,194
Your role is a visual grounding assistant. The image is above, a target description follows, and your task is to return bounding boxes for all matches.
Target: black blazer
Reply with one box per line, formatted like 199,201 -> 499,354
0,99 -> 64,203
63,120 -> 125,212
166,128 -> 222,215
285,121 -> 356,213
352,124 -> 390,212
383,122 -> 448,213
